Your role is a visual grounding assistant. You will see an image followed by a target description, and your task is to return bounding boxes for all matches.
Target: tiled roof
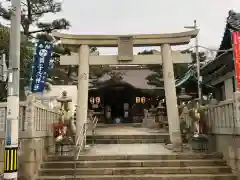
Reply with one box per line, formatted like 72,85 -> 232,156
227,10 -> 240,31
94,69 -> 163,90
201,10 -> 240,74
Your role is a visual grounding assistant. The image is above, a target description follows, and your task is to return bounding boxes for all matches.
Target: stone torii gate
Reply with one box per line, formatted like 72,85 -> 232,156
53,30 -> 198,150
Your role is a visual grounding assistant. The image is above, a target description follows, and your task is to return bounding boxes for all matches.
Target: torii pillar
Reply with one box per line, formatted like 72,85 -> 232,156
53,30 -> 198,151
161,44 -> 182,150
76,45 -> 90,136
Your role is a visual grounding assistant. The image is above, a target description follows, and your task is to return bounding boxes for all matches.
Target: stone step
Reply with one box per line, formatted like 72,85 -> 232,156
36,174 -> 237,180
86,138 -> 165,144
47,153 -> 223,161
39,166 -> 232,176
86,134 -> 169,140
42,159 -> 227,169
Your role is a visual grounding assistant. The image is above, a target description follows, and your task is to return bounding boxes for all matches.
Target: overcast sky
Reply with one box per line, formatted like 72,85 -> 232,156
48,0 -> 240,54
2,0 -> 240,55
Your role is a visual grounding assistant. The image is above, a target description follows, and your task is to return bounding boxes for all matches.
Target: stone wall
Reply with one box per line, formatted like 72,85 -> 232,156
209,134 -> 240,179
0,95 -> 60,179
0,137 -> 54,180
204,99 -> 240,179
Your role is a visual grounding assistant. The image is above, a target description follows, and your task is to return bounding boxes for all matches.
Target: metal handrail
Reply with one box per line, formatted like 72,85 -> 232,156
75,123 -> 86,151
91,115 -> 99,145
73,122 -> 87,179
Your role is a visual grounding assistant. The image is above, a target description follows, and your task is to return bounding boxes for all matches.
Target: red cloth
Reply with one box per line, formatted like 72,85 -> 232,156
52,122 -> 64,138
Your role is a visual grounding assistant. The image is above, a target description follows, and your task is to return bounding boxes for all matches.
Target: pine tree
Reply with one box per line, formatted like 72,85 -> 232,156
0,26 -> 33,101
140,49 -> 207,87
0,0 -> 71,93
0,0 -> 70,36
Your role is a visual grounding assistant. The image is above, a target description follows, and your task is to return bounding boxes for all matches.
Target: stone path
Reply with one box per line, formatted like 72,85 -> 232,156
84,124 -> 171,155
87,123 -> 168,136
82,143 -> 172,155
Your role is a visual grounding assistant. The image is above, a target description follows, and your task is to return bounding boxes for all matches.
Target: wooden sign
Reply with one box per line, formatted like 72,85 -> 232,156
118,36 -> 133,61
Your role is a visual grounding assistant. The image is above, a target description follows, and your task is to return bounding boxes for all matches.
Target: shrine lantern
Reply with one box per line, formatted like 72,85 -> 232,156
89,97 -> 95,104
136,97 -> 140,103
141,97 -> 146,104
95,97 -> 101,104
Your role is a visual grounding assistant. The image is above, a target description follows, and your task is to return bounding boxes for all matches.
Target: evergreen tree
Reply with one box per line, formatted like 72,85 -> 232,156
0,26 -> 33,101
0,1 -> 111,90
140,49 -> 207,87
0,0 -> 71,91
0,0 -> 70,36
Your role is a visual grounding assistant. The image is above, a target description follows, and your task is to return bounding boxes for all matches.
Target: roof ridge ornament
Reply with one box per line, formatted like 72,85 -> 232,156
227,10 -> 240,31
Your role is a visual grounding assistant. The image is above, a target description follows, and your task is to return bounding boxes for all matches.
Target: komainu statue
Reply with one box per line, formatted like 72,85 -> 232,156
54,91 -> 76,146
188,101 -> 208,136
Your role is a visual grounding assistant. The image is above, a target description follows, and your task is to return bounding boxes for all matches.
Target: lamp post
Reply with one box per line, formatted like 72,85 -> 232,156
184,20 -> 202,104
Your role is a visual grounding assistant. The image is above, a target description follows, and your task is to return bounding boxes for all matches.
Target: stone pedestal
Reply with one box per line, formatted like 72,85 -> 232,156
142,109 -> 157,129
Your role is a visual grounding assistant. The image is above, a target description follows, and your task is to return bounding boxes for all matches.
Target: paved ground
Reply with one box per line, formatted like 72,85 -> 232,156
87,123 -> 168,136
83,124 -> 171,155
82,143 -> 172,155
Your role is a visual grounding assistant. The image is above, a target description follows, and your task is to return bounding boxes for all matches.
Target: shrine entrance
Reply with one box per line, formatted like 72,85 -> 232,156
89,81 -> 150,124
53,29 -> 198,149
105,87 -> 125,121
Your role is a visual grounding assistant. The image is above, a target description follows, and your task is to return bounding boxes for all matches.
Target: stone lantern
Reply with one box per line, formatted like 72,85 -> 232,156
156,99 -> 168,129
178,88 -> 192,107
56,91 -> 72,112
55,91 -> 75,144
56,91 -> 73,123
178,88 -> 192,115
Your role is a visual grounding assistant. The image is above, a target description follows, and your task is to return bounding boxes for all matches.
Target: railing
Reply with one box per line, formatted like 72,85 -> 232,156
72,112 -> 99,179
178,99 -> 236,135
91,115 -> 99,145
73,122 -> 87,180
75,123 -> 87,158
0,96 -> 60,137
205,99 -> 236,134
0,95 -> 61,178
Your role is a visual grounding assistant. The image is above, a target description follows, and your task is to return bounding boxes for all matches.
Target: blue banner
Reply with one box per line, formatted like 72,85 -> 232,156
30,41 -> 53,93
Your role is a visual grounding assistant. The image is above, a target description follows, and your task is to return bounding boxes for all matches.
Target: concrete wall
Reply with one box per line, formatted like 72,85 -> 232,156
0,97 -> 60,179
207,72 -> 239,178
209,134 -> 240,178
202,99 -> 240,177
0,136 -> 54,180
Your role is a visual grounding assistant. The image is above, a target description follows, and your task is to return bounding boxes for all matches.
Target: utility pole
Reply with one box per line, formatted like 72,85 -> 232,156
4,0 -> 21,179
184,20 -> 202,104
0,54 -> 8,82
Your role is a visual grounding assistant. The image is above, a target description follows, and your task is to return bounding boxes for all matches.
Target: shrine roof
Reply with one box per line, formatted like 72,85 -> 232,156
201,10 -> 240,75
88,68 -> 212,91
89,69 -> 163,90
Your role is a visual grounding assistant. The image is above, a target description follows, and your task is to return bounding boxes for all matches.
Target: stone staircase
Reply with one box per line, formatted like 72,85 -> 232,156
37,153 -> 237,180
86,134 -> 169,144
